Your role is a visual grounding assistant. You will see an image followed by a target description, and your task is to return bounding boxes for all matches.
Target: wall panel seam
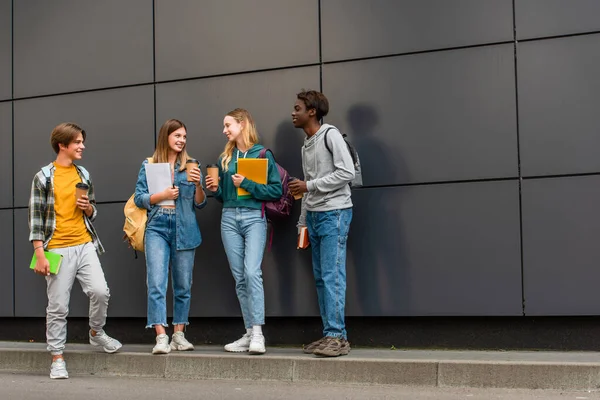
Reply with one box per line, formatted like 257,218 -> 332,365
513,0 -> 526,317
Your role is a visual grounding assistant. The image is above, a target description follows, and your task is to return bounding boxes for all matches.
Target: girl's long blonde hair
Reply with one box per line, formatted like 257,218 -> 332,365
220,108 -> 259,171
153,119 -> 191,171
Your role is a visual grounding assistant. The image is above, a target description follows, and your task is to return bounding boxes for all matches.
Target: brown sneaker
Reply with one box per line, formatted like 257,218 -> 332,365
313,337 -> 351,357
302,337 -> 326,354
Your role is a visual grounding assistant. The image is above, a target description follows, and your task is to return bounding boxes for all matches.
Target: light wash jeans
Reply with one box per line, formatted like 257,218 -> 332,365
221,207 -> 267,328
145,207 -> 195,328
306,208 -> 352,340
46,242 -> 110,355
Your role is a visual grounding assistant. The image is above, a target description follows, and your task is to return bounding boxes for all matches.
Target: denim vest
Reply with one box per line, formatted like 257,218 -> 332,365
134,159 -> 206,250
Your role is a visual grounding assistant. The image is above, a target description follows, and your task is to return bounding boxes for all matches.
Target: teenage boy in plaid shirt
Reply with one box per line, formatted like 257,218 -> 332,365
29,122 -> 121,379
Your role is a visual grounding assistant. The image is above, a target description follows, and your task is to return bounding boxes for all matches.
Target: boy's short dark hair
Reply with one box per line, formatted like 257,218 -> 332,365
50,122 -> 86,154
297,89 -> 329,120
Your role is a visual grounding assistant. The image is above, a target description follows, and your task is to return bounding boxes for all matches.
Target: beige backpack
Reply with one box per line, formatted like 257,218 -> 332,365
123,158 -> 152,253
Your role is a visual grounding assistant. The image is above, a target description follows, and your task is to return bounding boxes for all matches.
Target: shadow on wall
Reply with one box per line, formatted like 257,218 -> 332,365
345,104 -> 412,316
268,120 -> 313,314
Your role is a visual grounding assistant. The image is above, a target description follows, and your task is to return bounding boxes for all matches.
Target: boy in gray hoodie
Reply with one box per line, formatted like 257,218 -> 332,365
289,90 -> 355,357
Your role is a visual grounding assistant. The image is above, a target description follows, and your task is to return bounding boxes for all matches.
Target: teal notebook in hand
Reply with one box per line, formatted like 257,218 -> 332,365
30,251 -> 63,275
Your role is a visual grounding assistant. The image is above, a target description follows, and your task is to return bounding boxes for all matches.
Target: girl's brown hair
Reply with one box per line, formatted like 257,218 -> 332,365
152,119 -> 190,171
220,108 -> 259,171
50,122 -> 86,154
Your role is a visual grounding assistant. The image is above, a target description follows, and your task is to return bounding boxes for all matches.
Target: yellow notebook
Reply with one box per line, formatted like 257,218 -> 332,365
237,158 -> 268,198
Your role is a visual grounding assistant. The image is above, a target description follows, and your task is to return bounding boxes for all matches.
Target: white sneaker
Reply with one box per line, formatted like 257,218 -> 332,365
170,331 -> 194,351
50,358 -> 69,379
249,333 -> 266,355
152,333 -> 171,354
89,329 -> 122,353
224,332 -> 251,352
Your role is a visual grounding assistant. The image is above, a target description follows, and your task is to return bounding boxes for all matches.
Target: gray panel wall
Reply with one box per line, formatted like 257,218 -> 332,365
13,0 -> 153,98
522,176 -> 600,315
515,0 -> 600,40
346,181 -> 522,316
518,34 -> 600,177
1,1 -> 599,318
321,0 -> 513,62
323,44 -> 518,186
155,0 -> 319,81
0,102 -> 11,208
0,210 -> 13,316
0,0 -> 10,100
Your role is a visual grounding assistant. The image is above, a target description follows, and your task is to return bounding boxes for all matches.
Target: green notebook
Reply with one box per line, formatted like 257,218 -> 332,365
30,251 -> 63,275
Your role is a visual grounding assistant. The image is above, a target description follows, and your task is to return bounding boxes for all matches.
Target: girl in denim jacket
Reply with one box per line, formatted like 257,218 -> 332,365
134,119 -> 207,354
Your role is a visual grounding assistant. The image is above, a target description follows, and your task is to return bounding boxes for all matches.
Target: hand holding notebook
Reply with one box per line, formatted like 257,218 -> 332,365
30,251 -> 64,275
236,158 -> 268,198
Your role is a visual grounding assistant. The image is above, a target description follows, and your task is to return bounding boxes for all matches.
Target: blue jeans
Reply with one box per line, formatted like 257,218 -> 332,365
221,207 -> 267,328
306,208 -> 352,340
145,208 -> 195,328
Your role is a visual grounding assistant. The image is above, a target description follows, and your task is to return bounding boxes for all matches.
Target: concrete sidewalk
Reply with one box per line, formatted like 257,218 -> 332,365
2,342 -> 600,390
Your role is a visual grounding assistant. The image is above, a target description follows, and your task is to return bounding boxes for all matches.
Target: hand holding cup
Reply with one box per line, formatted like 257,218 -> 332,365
205,164 -> 220,192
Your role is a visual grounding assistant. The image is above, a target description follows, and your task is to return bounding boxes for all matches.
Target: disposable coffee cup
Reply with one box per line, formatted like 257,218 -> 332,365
206,164 -> 219,183
288,176 -> 303,200
186,159 -> 199,181
75,182 -> 89,199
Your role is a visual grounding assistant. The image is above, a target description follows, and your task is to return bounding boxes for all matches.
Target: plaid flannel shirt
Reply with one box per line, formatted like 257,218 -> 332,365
28,163 -> 105,254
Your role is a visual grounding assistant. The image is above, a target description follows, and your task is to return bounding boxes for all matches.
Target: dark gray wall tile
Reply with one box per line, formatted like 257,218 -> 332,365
154,0 -> 319,81
0,210 -> 13,316
13,0 -> 153,98
321,0 -> 513,62
0,0 -> 10,100
522,176 -> 600,315
346,181 -> 522,316
14,209 -> 46,317
13,85 -> 155,207
323,44 -> 518,186
516,0 -> 600,40
518,35 -> 600,177
0,102 -> 11,208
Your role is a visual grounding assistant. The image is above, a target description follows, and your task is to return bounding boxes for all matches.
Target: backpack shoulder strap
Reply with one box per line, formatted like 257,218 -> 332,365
259,148 -> 279,164
323,127 -> 335,154
74,164 -> 91,183
40,166 -> 51,181
40,164 -> 53,201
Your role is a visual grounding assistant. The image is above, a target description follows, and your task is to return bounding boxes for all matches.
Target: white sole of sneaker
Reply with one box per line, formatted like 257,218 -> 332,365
152,348 -> 171,355
224,347 -> 249,353
90,341 -> 122,354
248,348 -> 266,355
170,344 -> 194,351
50,374 -> 69,379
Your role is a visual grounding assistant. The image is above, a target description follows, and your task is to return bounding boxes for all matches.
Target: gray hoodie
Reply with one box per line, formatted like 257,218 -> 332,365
298,124 -> 355,226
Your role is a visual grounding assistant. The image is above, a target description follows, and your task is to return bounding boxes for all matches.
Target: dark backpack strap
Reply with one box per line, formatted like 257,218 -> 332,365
259,147 -> 277,163
323,128 -> 334,155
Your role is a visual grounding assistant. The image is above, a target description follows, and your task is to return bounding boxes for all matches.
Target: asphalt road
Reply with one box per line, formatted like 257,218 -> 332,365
1,373 -> 599,400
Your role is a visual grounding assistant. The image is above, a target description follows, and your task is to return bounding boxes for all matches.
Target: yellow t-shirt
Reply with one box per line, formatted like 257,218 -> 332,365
47,162 -> 93,249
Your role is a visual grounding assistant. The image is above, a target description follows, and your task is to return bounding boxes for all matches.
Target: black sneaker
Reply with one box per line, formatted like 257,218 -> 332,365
313,337 -> 351,357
